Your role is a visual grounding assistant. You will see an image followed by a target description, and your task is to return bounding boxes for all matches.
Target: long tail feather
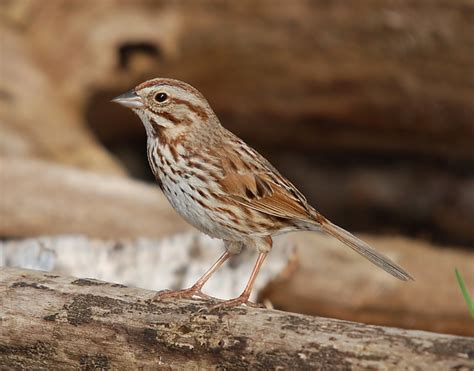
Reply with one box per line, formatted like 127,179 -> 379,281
320,220 -> 413,281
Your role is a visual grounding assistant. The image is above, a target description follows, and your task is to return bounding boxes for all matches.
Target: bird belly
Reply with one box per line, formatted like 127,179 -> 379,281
160,177 -> 238,240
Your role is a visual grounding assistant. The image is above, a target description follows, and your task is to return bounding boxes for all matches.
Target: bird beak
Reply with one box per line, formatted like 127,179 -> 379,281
111,90 -> 145,109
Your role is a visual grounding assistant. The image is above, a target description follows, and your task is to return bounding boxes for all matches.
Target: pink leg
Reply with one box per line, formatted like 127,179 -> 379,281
153,250 -> 233,301
209,252 -> 268,310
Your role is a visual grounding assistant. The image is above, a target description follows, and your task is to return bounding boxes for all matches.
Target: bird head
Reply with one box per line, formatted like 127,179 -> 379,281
112,78 -> 217,139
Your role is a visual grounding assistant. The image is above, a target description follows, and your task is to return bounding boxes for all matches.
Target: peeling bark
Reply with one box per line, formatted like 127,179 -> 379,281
1,267 -> 473,369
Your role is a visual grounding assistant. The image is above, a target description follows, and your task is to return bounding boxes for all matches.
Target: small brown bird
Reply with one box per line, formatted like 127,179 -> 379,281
113,78 -> 412,308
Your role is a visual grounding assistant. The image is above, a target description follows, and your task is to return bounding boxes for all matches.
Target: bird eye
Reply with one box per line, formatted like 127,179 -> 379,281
154,92 -> 168,103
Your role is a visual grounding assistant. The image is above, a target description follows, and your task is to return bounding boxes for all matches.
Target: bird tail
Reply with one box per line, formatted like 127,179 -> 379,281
317,218 -> 413,281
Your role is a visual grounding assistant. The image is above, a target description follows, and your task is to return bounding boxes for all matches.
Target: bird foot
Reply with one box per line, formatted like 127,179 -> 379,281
153,287 -> 214,301
207,295 -> 264,311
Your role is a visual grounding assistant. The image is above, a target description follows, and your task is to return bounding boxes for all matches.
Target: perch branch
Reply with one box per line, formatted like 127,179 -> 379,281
1,267 -> 472,369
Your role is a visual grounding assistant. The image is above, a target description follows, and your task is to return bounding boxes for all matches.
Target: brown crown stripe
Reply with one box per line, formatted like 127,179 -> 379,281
136,78 -> 199,95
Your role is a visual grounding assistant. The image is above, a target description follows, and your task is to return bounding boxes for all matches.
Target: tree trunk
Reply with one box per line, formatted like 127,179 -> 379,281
1,267 -> 473,370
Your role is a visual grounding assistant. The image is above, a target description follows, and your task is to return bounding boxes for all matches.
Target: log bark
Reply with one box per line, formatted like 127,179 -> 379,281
1,267 -> 473,370
262,233 -> 474,337
0,233 -> 294,303
1,232 -> 472,337
0,157 -> 188,239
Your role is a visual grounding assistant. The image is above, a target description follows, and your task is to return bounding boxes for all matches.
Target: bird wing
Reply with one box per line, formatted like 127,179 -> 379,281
216,145 -> 316,222
213,139 -> 413,281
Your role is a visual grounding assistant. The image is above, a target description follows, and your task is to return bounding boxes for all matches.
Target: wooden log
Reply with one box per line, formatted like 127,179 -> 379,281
262,233 -> 474,337
0,157 -> 189,239
1,232 -> 472,336
0,233 -> 294,302
1,267 -> 473,369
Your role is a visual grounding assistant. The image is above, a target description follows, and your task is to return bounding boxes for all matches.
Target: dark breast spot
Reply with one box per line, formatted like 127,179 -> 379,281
197,189 -> 208,199
169,145 -> 179,162
188,160 -> 205,171
194,173 -> 207,182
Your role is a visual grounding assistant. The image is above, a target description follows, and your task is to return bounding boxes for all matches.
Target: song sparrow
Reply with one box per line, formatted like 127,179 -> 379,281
113,78 -> 412,308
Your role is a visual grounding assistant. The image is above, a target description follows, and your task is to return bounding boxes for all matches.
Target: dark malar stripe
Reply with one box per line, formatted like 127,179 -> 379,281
197,189 -> 208,199
147,147 -> 164,190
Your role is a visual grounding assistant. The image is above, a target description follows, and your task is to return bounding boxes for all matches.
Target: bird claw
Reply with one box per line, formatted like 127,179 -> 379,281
206,296 -> 263,312
152,287 -> 214,301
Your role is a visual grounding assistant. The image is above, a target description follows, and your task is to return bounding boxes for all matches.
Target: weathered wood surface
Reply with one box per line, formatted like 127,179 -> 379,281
262,233 -> 474,337
0,157 -> 188,239
1,232 -> 472,337
1,267 -> 473,370
0,233 -> 294,302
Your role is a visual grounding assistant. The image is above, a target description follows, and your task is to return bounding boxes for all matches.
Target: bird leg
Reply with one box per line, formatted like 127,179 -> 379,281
209,252 -> 268,310
153,250 -> 233,301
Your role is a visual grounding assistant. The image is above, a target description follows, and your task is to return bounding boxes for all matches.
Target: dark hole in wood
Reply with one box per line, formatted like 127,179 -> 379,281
118,42 -> 161,69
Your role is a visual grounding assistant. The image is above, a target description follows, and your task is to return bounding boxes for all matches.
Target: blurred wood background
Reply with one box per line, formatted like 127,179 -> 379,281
1,0 -> 473,244
1,0 -> 473,338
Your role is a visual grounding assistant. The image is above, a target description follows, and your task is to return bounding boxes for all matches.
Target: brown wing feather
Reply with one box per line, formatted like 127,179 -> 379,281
218,153 -> 315,222
213,137 -> 413,281
208,131 -> 318,222
218,137 -> 317,222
